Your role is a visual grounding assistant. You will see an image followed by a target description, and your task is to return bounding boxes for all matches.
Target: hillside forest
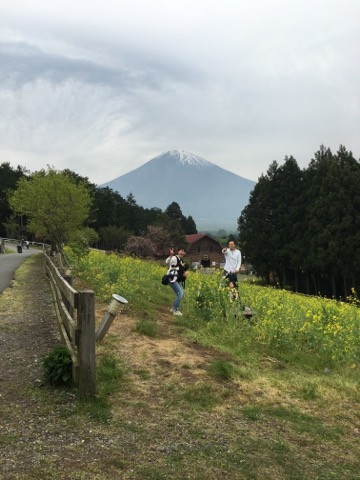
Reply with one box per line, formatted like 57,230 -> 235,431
1,143 -> 360,299
0,164 -> 197,254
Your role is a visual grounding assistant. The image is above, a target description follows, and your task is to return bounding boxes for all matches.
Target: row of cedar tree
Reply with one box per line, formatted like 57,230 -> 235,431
1,143 -> 359,299
238,144 -> 360,299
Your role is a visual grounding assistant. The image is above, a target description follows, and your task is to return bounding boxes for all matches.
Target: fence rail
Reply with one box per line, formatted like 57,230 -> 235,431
45,254 -> 96,397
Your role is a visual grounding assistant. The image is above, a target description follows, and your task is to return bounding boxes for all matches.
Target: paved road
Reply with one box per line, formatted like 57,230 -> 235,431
0,242 -> 42,294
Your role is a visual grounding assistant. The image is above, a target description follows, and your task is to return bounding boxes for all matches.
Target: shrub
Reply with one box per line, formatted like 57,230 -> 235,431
43,345 -> 73,386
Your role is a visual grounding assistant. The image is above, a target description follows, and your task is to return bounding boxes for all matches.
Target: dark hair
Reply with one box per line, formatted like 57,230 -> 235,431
177,246 -> 186,252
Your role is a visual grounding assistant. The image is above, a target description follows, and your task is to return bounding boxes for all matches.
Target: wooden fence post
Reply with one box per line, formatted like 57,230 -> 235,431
63,273 -> 75,319
77,290 -> 96,397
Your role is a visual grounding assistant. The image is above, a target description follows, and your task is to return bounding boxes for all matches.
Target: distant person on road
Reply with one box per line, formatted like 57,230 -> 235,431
165,247 -> 188,316
222,240 -> 241,288
26,241 -> 30,250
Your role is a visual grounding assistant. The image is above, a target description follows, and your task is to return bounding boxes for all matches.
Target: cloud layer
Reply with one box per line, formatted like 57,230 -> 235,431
1,0 -> 359,184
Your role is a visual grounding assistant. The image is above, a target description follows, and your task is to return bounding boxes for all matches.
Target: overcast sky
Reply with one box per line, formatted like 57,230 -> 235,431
1,0 -> 359,184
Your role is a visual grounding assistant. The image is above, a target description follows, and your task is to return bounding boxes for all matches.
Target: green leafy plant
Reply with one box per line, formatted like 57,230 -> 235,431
42,345 -> 73,386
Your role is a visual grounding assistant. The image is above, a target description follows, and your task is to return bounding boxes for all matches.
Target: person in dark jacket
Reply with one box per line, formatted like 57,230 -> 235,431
165,247 -> 187,316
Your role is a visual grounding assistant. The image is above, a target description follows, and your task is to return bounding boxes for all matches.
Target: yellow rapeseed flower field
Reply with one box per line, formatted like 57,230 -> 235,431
72,249 -> 360,364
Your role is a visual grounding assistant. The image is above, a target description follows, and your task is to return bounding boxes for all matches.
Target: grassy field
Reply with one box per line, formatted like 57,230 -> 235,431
56,249 -> 360,479
2,251 -> 359,479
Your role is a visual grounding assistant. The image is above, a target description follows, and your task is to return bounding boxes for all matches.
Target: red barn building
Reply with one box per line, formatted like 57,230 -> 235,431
185,233 -> 224,268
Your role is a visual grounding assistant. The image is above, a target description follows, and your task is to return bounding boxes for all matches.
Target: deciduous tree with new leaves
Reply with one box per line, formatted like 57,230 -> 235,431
9,168 -> 93,256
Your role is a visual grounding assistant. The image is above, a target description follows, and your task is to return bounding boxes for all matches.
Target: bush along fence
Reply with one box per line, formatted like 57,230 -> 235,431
45,253 -> 96,397
45,253 -> 128,397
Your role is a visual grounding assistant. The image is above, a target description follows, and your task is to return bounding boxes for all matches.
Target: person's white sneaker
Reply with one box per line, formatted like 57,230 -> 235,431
173,310 -> 183,316
170,307 -> 174,312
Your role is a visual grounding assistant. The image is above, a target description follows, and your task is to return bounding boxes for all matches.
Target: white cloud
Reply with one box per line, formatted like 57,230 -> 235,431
0,0 -> 359,184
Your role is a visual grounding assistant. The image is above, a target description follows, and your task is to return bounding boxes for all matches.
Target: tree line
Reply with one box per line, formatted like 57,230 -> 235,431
0,164 -> 197,256
238,145 -> 360,299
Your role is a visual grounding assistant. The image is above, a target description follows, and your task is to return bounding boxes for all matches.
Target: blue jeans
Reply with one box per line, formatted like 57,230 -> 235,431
169,281 -> 184,311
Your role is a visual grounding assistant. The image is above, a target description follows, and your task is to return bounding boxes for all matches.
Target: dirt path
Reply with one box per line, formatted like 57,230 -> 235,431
106,307 -> 226,389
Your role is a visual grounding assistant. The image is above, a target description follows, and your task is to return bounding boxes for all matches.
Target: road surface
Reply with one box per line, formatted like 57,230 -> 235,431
0,242 -> 42,294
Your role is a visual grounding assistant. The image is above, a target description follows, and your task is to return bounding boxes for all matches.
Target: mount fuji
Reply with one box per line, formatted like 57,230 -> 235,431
101,150 -> 256,231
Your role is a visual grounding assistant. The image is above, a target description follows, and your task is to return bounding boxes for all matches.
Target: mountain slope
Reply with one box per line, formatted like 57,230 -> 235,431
101,150 -> 256,231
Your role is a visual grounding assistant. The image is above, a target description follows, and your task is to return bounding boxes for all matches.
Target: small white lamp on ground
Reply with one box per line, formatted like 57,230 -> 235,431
96,294 -> 128,343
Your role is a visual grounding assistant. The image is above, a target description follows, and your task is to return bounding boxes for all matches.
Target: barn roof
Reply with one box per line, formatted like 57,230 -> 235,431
186,233 -> 222,248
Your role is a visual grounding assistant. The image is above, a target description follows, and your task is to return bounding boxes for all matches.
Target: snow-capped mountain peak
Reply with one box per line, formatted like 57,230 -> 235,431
102,150 -> 256,230
159,150 -> 213,169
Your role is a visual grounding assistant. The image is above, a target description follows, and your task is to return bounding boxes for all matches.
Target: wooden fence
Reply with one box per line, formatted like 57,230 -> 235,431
45,254 -> 96,397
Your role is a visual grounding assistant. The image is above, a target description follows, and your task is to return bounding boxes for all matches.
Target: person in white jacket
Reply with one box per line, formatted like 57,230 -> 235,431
222,240 -> 241,288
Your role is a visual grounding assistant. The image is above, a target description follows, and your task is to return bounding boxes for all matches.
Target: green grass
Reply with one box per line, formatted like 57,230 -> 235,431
134,368 -> 151,379
180,384 -> 219,409
298,381 -> 319,400
38,250 -> 360,480
97,353 -> 126,395
134,319 -> 158,337
0,433 -> 19,446
58,352 -> 127,423
206,358 -> 235,380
